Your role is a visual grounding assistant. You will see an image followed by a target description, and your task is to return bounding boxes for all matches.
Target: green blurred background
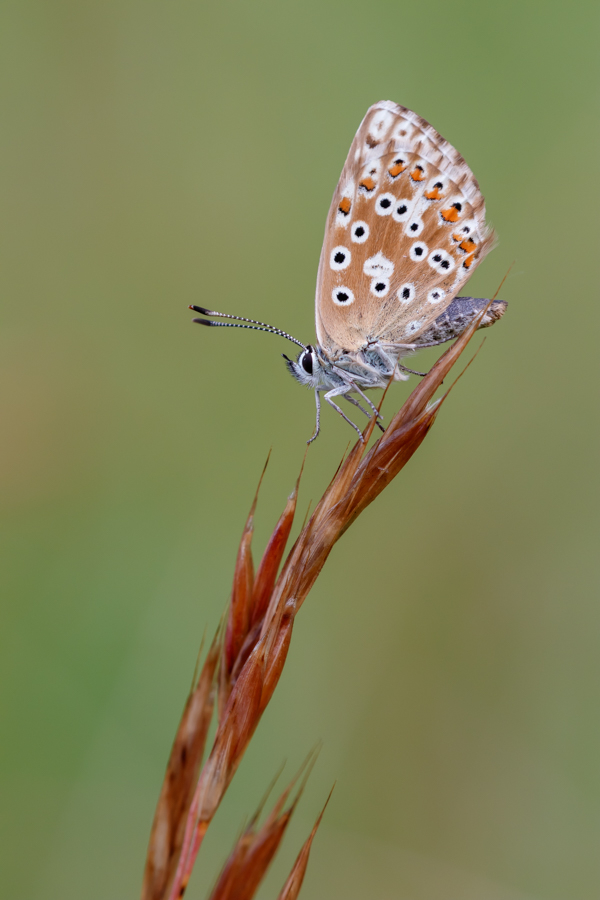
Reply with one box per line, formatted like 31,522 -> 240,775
1,1 -> 599,897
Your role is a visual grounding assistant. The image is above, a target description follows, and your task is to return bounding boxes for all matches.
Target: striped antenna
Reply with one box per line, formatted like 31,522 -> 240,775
189,305 -> 307,351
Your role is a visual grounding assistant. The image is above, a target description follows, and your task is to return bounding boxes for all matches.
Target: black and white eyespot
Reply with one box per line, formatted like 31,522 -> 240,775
351,220 -> 370,243
409,241 -> 428,261
451,218 -> 476,240
375,192 -> 395,216
332,286 -> 355,306
392,200 -> 411,222
358,164 -> 380,194
439,197 -> 465,225
370,277 -> 390,297
405,318 -> 425,336
329,246 -> 351,271
427,287 -> 446,305
410,162 -> 427,183
405,216 -> 424,237
387,156 -> 407,179
335,181 -> 355,226
397,283 -> 416,305
424,176 -> 448,198
364,251 -> 394,277
428,248 -> 455,275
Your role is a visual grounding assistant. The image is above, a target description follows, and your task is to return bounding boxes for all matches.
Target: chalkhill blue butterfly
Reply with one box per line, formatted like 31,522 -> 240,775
191,101 -> 506,442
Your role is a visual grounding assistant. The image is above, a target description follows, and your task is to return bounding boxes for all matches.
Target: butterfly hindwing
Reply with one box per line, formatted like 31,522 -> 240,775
315,101 -> 495,354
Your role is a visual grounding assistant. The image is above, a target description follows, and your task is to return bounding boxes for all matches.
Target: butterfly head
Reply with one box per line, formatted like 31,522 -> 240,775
282,345 -> 323,388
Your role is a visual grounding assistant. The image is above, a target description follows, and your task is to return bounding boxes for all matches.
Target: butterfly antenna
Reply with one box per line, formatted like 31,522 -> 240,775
189,305 -> 307,351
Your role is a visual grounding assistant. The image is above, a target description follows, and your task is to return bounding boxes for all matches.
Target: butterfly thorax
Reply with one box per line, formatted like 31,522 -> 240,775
284,341 -> 404,394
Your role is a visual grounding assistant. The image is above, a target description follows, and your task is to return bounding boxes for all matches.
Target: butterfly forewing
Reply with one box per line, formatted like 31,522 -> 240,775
315,101 -> 495,354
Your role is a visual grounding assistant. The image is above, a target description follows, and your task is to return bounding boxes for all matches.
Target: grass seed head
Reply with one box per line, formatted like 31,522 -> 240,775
145,301 -> 496,900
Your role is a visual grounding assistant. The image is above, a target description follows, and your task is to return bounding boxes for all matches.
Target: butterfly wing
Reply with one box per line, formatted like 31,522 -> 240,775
315,101 -> 496,354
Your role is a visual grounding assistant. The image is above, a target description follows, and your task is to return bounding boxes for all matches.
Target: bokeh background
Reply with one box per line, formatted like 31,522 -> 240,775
1,1 -> 599,898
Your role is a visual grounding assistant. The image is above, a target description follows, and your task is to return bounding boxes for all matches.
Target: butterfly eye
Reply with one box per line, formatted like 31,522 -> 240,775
397,283 -> 415,304
329,246 -> 351,271
332,286 -> 355,306
301,351 -> 313,374
375,193 -> 395,216
409,241 -> 428,261
392,201 -> 410,223
351,221 -> 370,243
427,288 -> 446,304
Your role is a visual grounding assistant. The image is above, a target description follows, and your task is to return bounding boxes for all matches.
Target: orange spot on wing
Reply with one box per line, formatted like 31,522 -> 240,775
424,186 -> 443,200
388,161 -> 406,177
359,176 -> 376,192
452,232 -> 463,242
459,238 -> 477,253
463,253 -> 475,268
338,197 -> 351,215
410,166 -> 425,182
441,207 -> 460,223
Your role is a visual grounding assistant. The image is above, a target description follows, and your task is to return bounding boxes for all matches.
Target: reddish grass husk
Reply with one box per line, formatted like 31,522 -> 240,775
141,631 -> 220,900
141,306 -> 491,900
207,756 -> 316,900
276,788 -> 333,900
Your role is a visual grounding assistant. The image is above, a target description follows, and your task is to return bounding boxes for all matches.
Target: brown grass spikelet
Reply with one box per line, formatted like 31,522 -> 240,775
208,755 -> 317,900
276,788 -> 333,900
141,630 -> 221,900
250,477 -> 299,628
141,303 -> 496,900
219,456 -> 267,717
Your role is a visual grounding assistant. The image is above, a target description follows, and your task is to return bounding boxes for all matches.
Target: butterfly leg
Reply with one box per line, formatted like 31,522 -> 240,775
345,395 -> 372,419
345,395 -> 385,432
349,383 -> 384,421
306,389 -> 321,445
324,387 -> 365,440
397,362 -> 428,376
330,366 -> 384,422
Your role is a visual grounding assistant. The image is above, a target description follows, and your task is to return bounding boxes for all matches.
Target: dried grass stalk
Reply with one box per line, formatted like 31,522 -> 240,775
141,306 -> 492,900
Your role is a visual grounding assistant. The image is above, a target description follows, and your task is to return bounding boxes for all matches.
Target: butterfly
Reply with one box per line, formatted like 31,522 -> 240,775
191,100 -> 506,443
